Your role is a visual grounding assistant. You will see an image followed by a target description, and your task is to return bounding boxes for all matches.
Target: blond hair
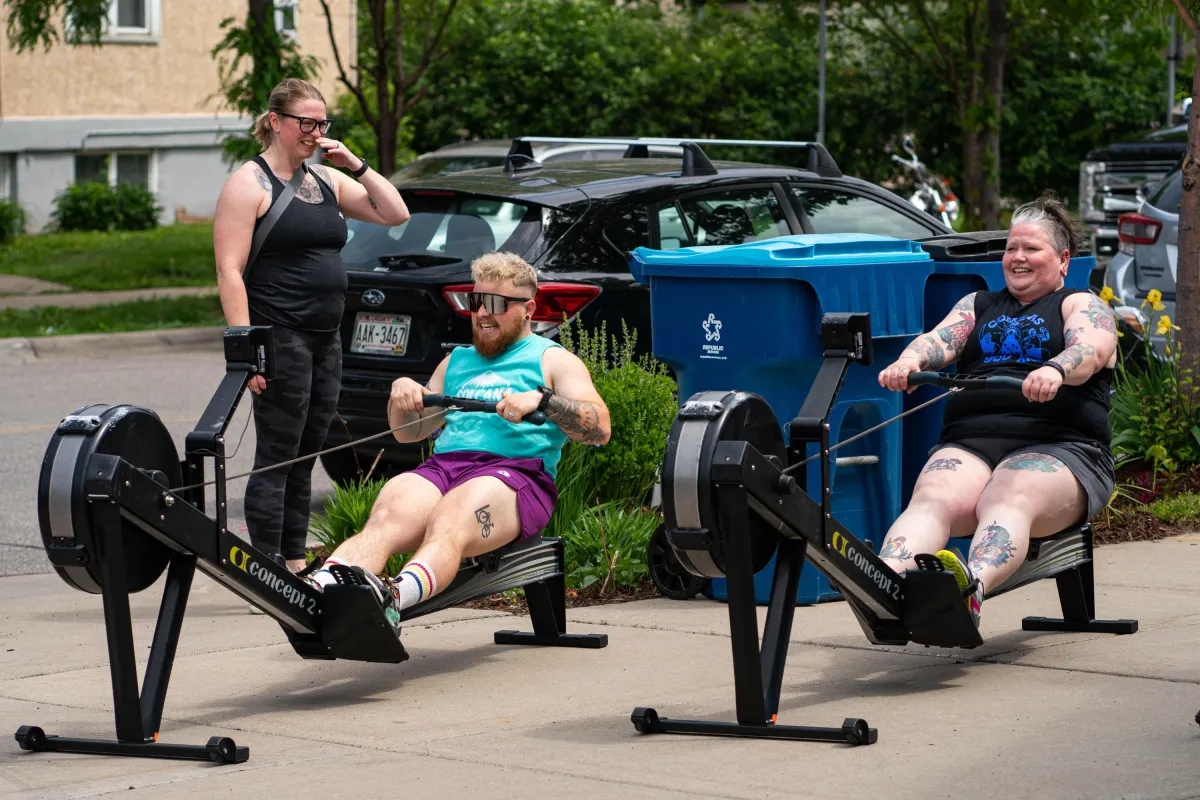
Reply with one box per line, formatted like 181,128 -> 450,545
252,78 -> 326,151
470,251 -> 538,295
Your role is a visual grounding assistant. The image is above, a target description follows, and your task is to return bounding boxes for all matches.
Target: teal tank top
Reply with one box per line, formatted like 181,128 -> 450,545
434,334 -> 570,478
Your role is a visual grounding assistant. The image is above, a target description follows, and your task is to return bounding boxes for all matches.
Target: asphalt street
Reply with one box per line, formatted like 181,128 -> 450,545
0,347 -> 336,577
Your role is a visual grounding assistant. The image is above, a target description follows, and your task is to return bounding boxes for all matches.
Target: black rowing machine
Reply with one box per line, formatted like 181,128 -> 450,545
16,326 -> 604,765
630,313 -> 1137,745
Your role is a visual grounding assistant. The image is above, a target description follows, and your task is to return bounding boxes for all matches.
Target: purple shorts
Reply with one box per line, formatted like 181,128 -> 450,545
411,451 -> 558,541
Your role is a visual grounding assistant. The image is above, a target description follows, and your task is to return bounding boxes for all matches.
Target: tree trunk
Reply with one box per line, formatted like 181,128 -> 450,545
980,0 -> 1005,229
962,128 -> 985,228
248,0 -> 279,104
376,113 -> 398,176
1176,33 -> 1200,376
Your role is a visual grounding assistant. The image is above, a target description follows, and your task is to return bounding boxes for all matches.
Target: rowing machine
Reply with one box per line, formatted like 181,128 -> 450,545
16,326 -> 604,765
630,312 -> 1136,745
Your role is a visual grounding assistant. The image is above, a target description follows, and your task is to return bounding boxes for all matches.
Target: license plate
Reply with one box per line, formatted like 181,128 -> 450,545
351,313 -> 411,355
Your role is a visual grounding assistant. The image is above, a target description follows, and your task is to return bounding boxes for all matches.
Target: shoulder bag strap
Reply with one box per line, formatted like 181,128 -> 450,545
245,162 -> 308,277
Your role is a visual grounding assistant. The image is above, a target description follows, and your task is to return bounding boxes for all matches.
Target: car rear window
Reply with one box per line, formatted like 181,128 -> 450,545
391,155 -> 506,181
341,192 -> 542,269
1147,169 -> 1182,214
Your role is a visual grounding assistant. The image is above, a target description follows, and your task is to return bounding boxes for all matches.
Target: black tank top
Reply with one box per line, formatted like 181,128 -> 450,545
940,287 -> 1112,446
245,156 -> 348,333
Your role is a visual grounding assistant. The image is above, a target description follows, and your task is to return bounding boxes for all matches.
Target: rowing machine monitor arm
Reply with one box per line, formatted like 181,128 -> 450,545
787,312 -> 873,551
182,326 -> 275,537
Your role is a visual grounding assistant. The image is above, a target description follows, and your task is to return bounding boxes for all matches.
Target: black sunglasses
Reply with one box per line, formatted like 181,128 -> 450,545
468,291 -> 533,314
276,111 -> 334,135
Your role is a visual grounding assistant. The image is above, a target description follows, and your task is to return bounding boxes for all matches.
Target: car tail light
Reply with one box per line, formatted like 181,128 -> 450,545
1117,213 -> 1162,255
443,282 -> 601,332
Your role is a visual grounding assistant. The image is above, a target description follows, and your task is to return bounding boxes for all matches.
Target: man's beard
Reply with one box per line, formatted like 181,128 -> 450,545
472,316 -> 524,358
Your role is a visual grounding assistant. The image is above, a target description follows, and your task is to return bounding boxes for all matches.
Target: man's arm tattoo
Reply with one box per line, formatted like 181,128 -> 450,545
545,395 -> 606,444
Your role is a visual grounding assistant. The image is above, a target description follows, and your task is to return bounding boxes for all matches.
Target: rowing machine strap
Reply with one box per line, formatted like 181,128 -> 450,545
245,162 -> 308,279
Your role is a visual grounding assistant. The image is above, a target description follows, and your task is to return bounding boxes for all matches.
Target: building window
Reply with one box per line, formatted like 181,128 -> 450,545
102,0 -> 160,43
75,152 -> 155,191
275,0 -> 297,39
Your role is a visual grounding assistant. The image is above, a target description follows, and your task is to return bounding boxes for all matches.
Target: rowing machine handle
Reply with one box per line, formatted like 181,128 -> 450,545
908,372 -> 1026,391
423,394 -> 547,425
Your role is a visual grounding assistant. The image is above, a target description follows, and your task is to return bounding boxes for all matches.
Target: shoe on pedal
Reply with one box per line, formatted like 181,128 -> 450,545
932,549 -> 983,628
326,564 -> 403,631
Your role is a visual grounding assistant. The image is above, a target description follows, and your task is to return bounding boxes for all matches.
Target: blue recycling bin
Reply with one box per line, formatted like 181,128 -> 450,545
629,234 -> 935,605
900,232 -> 1098,506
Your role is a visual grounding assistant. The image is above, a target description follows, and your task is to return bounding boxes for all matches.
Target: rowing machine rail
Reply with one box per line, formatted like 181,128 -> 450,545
20,326 -> 604,765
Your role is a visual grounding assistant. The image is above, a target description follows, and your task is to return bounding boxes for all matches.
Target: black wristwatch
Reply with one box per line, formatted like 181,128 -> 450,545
536,385 -> 554,412
351,158 -> 370,178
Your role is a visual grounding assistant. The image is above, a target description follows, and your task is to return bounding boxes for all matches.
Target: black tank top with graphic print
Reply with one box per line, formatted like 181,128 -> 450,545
939,287 -> 1112,446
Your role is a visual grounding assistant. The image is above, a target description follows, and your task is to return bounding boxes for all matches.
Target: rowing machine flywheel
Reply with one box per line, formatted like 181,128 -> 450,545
38,405 -> 181,594
661,391 -> 783,579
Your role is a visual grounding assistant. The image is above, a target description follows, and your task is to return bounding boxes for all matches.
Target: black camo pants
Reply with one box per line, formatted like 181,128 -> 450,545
245,323 -> 342,561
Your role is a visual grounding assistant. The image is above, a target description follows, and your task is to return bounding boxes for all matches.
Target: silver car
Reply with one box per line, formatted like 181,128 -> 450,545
1103,163 -> 1181,353
391,138 -> 682,182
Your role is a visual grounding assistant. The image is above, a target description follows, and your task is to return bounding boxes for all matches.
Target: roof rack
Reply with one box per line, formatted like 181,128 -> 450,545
504,136 -> 842,178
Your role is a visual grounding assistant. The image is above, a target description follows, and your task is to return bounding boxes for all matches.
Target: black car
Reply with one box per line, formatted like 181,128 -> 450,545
321,137 -> 953,484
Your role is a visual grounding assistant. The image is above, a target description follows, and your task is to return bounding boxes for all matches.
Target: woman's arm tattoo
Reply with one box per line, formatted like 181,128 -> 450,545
1050,325 -> 1096,377
546,395 -> 606,444
901,294 -> 975,369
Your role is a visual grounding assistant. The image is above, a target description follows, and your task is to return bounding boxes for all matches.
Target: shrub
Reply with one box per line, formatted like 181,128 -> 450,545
557,319 -> 678,504
51,183 -> 161,232
0,200 -> 26,244
1109,295 -> 1200,476
308,477 -> 409,576
561,501 -> 661,591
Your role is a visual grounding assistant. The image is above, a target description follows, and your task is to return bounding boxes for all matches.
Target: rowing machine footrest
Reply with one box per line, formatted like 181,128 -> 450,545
902,569 -> 982,649
1021,617 -> 1139,635
321,584 -> 409,663
494,630 -> 608,648
283,627 -> 335,660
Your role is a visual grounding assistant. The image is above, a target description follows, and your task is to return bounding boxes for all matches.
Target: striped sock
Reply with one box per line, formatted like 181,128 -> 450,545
308,556 -> 345,590
396,559 -> 437,611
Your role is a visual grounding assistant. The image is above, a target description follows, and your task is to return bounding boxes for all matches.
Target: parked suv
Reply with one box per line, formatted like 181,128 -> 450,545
321,136 -> 953,484
1079,123 -> 1187,269
1103,161 -> 1182,353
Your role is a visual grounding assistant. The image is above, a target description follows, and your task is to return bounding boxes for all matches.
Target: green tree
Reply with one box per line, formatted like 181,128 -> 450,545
316,0 -> 468,175
1166,0 -> 1200,375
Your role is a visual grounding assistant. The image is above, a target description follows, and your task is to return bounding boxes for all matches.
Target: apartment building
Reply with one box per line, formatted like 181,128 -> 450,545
0,0 -> 355,231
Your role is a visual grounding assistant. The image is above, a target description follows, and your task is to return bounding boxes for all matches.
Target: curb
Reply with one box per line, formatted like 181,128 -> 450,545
0,325 -> 224,365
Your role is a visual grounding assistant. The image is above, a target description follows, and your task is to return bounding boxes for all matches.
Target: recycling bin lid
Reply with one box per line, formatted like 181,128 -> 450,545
629,233 -> 931,281
918,230 -> 1093,261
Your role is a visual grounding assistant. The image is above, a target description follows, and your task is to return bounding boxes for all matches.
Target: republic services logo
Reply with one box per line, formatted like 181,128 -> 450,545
703,313 -> 722,342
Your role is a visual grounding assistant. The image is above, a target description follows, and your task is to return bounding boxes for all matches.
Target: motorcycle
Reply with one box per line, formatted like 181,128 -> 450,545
891,135 -> 960,229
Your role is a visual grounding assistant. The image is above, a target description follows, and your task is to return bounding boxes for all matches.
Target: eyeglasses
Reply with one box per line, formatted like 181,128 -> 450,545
276,111 -> 334,135
467,292 -> 533,315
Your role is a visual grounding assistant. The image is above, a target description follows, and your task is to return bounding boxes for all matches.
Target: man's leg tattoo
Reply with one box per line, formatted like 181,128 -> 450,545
475,504 -> 494,539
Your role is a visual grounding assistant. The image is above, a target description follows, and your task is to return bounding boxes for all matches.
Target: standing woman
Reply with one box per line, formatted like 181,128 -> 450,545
213,78 -> 409,575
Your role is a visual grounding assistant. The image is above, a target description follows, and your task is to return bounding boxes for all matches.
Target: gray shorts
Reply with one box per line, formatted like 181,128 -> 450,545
933,437 -> 1115,523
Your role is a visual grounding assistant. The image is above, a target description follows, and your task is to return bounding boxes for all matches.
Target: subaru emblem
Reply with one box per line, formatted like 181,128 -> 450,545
362,289 -> 386,307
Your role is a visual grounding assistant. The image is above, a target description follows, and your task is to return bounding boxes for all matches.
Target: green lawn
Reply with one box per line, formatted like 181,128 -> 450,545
0,294 -> 225,338
0,224 -> 216,292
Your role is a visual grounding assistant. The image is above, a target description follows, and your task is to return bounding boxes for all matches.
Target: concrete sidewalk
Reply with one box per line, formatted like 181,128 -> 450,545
1,536 -> 1198,799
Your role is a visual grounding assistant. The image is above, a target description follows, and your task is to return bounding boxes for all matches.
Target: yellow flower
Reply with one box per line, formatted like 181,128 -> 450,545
1099,286 -> 1120,304
1155,315 -> 1180,336
1142,288 -> 1166,312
